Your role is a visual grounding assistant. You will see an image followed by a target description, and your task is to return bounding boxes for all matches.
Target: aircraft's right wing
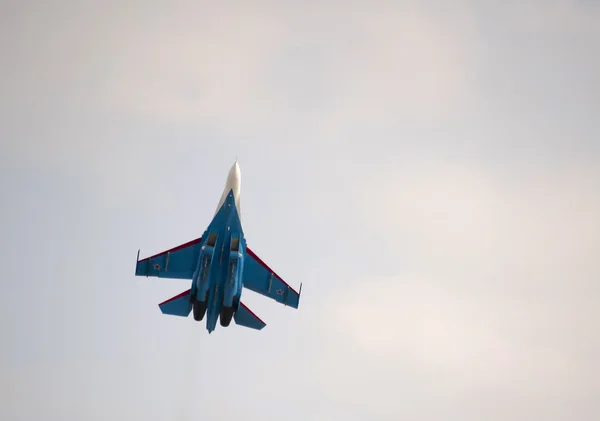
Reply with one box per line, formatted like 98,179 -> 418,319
135,238 -> 202,280
242,247 -> 301,308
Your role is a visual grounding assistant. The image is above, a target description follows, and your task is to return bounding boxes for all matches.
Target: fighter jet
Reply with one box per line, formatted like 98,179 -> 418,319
134,161 -> 301,333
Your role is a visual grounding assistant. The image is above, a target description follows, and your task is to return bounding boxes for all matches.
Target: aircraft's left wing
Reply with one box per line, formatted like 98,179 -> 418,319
242,247 -> 301,308
135,238 -> 202,280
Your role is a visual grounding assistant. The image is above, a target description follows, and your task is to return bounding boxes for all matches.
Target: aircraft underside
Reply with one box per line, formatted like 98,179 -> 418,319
134,161 -> 302,334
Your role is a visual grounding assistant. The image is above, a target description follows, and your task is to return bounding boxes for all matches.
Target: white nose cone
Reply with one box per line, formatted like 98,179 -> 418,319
215,160 -> 242,220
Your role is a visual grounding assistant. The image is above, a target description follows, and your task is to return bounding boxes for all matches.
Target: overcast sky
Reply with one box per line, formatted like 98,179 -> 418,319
1,1 -> 599,420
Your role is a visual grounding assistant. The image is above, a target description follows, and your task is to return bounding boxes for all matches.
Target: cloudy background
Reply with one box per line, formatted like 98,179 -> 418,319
1,1 -> 599,420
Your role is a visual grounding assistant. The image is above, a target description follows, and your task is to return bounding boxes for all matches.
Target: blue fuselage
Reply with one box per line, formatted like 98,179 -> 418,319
135,160 -> 300,333
191,189 -> 245,333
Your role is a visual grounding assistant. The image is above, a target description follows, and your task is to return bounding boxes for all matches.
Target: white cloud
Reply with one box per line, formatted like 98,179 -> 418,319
498,0 -> 600,35
97,5 -> 287,130
346,160 -> 600,284
322,4 -> 475,128
311,161 -> 600,418
89,2 -> 478,131
2,2 -> 599,420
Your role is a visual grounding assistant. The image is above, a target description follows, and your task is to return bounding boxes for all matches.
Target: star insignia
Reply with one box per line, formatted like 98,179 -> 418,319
153,263 -> 161,270
276,289 -> 283,295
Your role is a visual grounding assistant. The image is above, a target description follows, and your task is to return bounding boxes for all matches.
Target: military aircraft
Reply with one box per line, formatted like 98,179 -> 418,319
134,160 -> 301,333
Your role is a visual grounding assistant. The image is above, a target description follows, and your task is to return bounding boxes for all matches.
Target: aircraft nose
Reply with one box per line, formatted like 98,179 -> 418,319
231,160 -> 241,180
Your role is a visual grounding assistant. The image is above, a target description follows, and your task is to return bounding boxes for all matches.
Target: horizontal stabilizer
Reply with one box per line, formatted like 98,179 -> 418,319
234,302 -> 266,330
158,289 -> 192,317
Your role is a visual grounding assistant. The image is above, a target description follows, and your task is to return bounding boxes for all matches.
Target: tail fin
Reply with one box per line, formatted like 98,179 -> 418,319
234,301 -> 266,330
159,289 -> 192,317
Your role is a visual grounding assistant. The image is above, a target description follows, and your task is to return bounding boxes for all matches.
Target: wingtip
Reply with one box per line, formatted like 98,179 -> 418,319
135,249 -> 140,275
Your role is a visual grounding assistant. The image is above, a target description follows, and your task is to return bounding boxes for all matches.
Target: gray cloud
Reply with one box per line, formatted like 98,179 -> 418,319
317,161 -> 599,418
1,1 -> 599,420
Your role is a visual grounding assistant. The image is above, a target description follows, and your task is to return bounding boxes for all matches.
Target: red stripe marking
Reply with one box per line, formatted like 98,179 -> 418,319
246,247 -> 299,295
139,237 -> 202,262
239,301 -> 266,326
159,289 -> 191,306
